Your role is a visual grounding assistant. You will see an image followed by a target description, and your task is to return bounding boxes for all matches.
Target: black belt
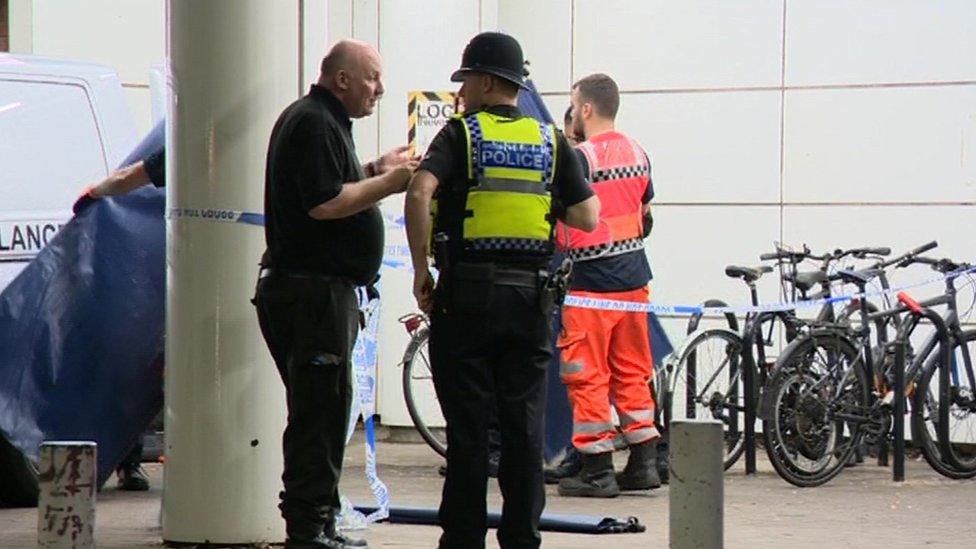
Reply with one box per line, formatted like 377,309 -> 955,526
493,268 -> 546,288
258,267 -> 353,286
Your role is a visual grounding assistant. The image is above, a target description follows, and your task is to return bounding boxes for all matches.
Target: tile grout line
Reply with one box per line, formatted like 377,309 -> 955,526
779,0 -> 788,249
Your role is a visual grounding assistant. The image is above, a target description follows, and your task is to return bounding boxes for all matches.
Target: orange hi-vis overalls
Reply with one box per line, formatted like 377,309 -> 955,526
555,130 -> 659,454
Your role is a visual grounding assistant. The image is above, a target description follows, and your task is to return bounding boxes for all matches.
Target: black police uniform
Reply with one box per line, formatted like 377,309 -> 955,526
420,104 -> 592,549
254,85 -> 381,545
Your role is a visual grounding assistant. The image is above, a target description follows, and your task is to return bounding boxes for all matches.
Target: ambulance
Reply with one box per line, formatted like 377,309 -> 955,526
0,53 -> 138,291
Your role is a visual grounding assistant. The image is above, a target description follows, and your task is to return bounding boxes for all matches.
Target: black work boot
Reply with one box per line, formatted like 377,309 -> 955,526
116,465 -> 150,491
544,446 -> 582,484
284,533 -> 346,549
285,531 -> 368,548
616,439 -> 662,491
323,519 -> 369,548
557,452 -> 619,498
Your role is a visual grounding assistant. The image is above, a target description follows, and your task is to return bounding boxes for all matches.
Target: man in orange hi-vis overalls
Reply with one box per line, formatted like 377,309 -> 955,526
556,73 -> 659,498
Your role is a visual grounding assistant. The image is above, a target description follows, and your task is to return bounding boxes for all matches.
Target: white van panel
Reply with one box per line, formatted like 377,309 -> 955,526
0,54 -> 138,292
0,78 -> 109,210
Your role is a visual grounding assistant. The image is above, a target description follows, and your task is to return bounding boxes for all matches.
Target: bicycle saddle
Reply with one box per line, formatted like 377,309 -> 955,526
725,265 -> 773,283
784,270 -> 829,293
836,267 -> 883,285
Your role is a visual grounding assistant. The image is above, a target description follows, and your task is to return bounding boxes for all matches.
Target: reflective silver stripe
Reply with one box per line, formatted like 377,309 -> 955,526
560,361 -> 584,376
579,439 -> 617,454
567,237 -> 644,262
618,408 -> 655,427
473,177 -> 549,195
623,426 -> 660,444
573,421 -> 615,435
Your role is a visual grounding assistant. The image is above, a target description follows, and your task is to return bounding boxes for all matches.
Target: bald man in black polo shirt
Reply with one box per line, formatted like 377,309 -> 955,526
254,40 -> 417,549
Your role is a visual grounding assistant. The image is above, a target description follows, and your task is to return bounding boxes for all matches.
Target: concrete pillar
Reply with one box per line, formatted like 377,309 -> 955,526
669,420 -> 723,549
37,441 -> 96,549
163,1 -> 300,544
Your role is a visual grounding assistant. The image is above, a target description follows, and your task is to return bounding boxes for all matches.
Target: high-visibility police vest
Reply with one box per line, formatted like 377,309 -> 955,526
433,111 -> 557,257
556,130 -> 649,262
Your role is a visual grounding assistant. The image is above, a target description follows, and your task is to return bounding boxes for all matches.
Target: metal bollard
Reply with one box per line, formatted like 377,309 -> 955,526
669,420 -> 723,549
37,441 -> 97,549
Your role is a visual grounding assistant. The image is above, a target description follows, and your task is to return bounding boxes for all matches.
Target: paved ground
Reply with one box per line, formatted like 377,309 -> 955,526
2,433 -> 974,548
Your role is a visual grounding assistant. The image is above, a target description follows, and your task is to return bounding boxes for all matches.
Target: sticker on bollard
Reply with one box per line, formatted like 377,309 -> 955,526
37,441 -> 97,548
669,420 -> 723,549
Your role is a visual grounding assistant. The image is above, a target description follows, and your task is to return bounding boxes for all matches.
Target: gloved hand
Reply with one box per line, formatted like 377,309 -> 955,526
641,210 -> 653,238
72,186 -> 98,215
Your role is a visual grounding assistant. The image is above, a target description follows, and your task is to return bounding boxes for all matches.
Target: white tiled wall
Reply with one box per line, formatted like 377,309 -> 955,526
573,0 -> 784,91
498,0 -> 573,93
618,91 -> 783,204
785,0 -> 976,86
784,86 -> 976,204
28,0 -> 164,135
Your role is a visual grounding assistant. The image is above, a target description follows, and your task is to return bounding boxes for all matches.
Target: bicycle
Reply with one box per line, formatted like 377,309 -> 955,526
761,245 -> 976,486
399,310 -> 667,460
660,244 -> 892,470
398,312 -> 447,457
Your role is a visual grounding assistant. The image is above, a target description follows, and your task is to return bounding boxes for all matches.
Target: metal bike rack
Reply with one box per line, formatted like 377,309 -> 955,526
891,298 -> 951,482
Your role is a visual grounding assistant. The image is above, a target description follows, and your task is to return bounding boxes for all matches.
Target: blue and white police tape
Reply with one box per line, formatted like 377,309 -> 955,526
563,266 -> 976,316
347,294 -> 389,524
170,206 -> 973,318
167,207 -> 265,227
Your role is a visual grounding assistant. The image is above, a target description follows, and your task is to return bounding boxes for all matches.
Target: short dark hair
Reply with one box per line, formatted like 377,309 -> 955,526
573,73 -> 619,119
564,106 -> 573,126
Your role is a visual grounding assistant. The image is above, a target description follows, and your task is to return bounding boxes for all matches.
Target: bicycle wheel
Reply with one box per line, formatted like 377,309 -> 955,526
911,329 -> 976,478
401,327 -> 448,457
762,331 -> 867,487
666,329 -> 747,470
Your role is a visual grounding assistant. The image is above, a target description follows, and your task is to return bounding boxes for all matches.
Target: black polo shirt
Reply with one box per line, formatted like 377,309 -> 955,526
419,104 -> 592,268
261,85 -> 383,285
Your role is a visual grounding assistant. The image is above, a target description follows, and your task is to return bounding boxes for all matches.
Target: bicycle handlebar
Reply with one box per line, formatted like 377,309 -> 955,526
879,240 -> 939,269
761,245 -> 890,264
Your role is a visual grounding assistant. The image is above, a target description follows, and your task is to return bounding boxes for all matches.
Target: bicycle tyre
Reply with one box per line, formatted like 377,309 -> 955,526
666,328 -> 748,470
911,329 -> 976,478
401,327 -> 448,458
762,331 -> 867,487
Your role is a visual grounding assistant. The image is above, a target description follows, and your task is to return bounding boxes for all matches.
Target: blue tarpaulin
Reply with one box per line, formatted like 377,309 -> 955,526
0,124 -> 166,506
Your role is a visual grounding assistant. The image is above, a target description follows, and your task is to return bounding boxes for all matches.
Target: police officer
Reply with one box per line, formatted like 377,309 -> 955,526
404,32 -> 599,549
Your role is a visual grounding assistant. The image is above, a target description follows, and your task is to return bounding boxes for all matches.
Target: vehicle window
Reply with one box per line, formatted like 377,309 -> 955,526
0,78 -> 107,212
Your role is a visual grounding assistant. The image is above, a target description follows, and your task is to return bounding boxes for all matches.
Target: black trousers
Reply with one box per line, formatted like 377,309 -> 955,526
430,272 -> 551,549
254,273 -> 359,541
118,443 -> 143,472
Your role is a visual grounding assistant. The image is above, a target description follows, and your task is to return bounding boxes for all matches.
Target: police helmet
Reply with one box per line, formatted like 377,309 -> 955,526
450,32 -> 528,89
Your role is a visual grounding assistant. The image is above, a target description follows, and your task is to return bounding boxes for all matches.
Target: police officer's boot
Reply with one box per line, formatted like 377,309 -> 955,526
656,438 -> 670,485
615,439 -> 662,491
557,452 -> 619,498
544,445 -> 582,484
